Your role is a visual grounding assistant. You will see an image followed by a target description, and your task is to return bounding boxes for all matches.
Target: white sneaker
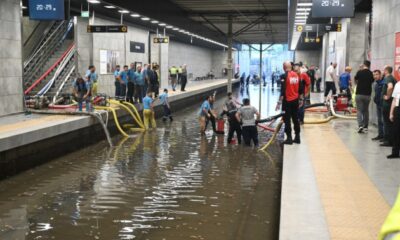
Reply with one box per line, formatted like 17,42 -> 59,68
357,127 -> 364,133
363,128 -> 368,133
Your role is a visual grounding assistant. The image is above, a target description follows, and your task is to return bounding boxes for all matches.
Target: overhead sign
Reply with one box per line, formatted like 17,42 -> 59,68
130,41 -> 145,53
312,0 -> 355,18
87,25 -> 128,33
29,0 -> 65,20
296,24 -> 342,32
81,11 -> 89,18
303,36 -> 322,44
395,32 -> 400,80
153,37 -> 169,44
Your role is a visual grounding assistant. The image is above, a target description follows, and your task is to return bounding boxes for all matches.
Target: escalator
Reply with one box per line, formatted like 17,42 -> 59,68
24,18 -> 76,105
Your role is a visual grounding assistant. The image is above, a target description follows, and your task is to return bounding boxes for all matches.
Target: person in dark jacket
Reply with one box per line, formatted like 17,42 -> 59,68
371,70 -> 385,140
222,92 -> 242,144
355,60 -> 375,133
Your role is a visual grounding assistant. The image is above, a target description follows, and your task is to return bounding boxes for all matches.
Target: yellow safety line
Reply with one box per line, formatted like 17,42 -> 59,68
108,100 -> 145,129
95,106 -> 129,137
304,124 -> 390,239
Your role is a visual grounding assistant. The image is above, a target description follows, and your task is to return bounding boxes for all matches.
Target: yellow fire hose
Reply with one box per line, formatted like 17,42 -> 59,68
259,120 -> 284,151
120,101 -> 145,126
94,106 -> 129,137
108,99 -> 145,129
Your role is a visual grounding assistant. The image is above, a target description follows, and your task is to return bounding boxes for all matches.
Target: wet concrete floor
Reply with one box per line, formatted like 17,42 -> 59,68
0,85 -> 282,240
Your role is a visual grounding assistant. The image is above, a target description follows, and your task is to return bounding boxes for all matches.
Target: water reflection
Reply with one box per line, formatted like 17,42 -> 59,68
0,87 -> 282,240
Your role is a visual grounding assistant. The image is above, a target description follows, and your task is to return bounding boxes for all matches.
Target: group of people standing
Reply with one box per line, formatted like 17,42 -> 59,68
114,63 -> 160,103
169,65 -> 188,92
322,59 -> 400,159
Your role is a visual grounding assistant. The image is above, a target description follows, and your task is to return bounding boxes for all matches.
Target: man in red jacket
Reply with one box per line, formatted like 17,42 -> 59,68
276,61 -> 304,144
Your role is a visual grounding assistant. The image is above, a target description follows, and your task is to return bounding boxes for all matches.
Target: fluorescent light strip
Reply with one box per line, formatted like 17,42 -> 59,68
130,13 -> 140,17
141,17 -> 150,21
158,23 -> 166,26
104,5 -> 115,9
296,12 -> 309,15
296,16 -> 308,19
118,10 -> 129,13
151,20 -> 159,24
296,8 -> 311,11
88,0 -> 100,3
297,3 -> 313,7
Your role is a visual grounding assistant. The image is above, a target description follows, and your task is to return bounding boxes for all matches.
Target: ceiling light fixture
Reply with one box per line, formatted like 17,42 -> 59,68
166,25 -> 173,29
130,13 -> 140,17
87,0 -> 100,3
173,27 -> 179,31
141,17 -> 150,21
158,23 -> 166,26
296,8 -> 311,11
297,3 -> 313,7
151,20 -> 159,24
118,10 -> 129,14
104,5 -> 115,9
296,12 -> 309,15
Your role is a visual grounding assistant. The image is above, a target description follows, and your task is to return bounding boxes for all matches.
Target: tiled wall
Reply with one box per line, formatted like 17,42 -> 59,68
0,0 -> 23,116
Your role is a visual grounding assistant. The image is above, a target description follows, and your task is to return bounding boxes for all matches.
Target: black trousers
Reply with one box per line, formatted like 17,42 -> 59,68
205,111 -> 217,132
181,76 -> 187,91
391,107 -> 400,155
228,117 -> 242,144
382,105 -> 393,144
283,99 -> 300,138
134,85 -> 144,103
126,82 -> 134,103
311,78 -> 315,92
242,126 -> 258,146
316,78 -> 322,92
325,82 -> 337,97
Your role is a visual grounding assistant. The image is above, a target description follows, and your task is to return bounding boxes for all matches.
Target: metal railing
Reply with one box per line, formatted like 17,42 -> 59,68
23,19 -> 73,88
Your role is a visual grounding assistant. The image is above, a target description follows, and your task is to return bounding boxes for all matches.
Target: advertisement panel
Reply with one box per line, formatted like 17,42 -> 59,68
312,0 -> 355,18
395,32 -> 400,80
29,0 -> 65,20
99,50 -> 120,74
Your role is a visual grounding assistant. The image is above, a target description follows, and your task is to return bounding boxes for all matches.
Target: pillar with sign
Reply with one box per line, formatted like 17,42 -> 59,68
227,15 -> 233,93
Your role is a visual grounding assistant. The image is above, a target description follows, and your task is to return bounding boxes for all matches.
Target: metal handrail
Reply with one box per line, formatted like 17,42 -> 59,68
24,20 -> 66,68
25,43 -> 75,95
24,19 -> 73,88
37,47 -> 75,96
52,65 -> 75,103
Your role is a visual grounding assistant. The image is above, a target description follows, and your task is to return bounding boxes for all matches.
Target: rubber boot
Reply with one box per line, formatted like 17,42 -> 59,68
283,135 -> 293,145
293,135 -> 301,144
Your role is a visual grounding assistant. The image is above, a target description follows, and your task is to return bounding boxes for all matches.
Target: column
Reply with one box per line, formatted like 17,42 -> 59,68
227,15 -> 233,92
0,0 -> 23,116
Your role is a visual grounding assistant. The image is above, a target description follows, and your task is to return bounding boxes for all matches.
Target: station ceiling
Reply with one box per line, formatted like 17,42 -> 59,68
66,0 -> 288,46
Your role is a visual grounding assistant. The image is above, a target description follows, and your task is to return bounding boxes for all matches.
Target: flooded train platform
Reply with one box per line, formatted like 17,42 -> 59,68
0,85 -> 283,240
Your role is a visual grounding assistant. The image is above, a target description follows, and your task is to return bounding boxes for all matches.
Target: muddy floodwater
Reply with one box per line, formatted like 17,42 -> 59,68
0,87 -> 283,240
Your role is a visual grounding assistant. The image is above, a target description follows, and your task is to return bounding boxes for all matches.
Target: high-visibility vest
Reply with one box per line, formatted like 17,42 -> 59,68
170,67 -> 177,75
379,189 -> 400,240
178,67 -> 183,74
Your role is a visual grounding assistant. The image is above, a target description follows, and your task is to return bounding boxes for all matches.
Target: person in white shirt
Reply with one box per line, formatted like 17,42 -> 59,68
324,63 -> 338,98
388,78 -> 400,158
